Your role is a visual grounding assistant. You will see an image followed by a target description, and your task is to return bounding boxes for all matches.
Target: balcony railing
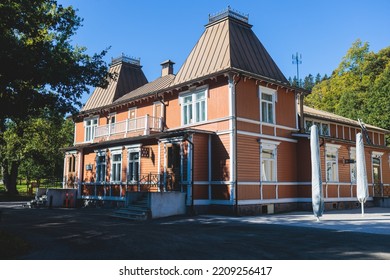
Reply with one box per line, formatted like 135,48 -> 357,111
95,115 -> 162,139
78,173 -> 180,201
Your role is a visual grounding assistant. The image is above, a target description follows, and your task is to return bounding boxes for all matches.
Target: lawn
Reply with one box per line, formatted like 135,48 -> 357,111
0,180 -> 60,201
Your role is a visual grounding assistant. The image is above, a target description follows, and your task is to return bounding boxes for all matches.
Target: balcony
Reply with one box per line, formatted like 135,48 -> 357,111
94,115 -> 162,140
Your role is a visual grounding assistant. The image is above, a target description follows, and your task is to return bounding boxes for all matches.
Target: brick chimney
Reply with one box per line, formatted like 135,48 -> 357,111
160,60 -> 175,76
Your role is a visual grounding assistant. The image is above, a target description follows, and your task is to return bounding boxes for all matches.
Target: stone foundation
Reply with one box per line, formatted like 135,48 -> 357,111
194,200 -> 376,216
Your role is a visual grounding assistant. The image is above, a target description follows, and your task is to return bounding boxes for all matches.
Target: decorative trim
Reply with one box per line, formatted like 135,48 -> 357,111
238,130 -> 298,143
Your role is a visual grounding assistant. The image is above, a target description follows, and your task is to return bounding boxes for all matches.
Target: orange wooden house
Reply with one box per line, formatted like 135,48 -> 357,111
63,8 -> 390,216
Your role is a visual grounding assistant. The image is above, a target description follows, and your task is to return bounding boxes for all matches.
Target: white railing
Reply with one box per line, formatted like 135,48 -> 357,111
94,115 -> 162,139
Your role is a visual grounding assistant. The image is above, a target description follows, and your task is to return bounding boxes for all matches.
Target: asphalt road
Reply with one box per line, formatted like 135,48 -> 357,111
1,202 -> 390,260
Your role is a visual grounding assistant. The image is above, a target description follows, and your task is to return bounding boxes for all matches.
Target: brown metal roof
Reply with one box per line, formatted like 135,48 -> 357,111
81,56 -> 148,112
172,12 -> 288,86
114,74 -> 175,104
303,105 -> 390,133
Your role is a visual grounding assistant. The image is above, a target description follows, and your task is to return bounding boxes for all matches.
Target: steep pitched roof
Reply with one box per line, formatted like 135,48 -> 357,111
81,56 -> 148,112
173,8 -> 288,86
115,74 -> 175,104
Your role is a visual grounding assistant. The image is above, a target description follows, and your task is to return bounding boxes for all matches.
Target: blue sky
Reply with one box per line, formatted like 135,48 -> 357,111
59,0 -> 390,105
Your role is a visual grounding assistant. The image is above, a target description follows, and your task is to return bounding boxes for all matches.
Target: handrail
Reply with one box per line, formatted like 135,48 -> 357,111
94,115 -> 162,138
79,172 -> 180,200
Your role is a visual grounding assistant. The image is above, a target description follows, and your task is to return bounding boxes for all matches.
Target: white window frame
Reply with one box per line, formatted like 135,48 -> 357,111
126,145 -> 141,182
84,116 -> 98,142
109,113 -> 116,134
179,87 -> 208,126
259,86 -> 276,124
349,147 -> 356,184
95,150 -> 106,183
325,144 -> 341,182
304,119 -> 330,136
110,148 -> 122,183
260,140 -> 280,182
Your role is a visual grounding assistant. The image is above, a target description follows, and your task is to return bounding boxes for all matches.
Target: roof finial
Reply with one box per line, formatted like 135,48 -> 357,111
111,53 -> 141,66
208,6 -> 249,24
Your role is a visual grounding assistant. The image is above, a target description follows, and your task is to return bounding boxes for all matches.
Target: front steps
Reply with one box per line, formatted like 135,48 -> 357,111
111,194 -> 150,221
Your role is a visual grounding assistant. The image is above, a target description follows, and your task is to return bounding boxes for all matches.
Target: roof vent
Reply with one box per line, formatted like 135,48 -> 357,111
208,6 -> 249,24
111,53 -> 141,66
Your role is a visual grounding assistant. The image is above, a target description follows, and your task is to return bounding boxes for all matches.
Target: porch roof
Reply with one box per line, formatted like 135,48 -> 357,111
62,128 -> 215,152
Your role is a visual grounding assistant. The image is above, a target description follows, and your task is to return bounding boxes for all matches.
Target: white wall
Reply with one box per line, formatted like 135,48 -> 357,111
150,192 -> 186,218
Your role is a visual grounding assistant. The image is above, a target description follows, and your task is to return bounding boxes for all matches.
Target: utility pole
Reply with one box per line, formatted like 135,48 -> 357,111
292,52 -> 302,87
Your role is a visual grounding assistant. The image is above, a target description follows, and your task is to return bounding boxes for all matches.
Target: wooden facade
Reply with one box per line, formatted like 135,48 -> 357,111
63,8 -> 390,214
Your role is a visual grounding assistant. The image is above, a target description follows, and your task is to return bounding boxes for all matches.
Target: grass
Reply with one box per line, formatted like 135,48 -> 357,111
0,180 -> 62,201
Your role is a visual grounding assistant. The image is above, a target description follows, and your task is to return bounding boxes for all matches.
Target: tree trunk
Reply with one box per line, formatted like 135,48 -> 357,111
3,161 -> 19,195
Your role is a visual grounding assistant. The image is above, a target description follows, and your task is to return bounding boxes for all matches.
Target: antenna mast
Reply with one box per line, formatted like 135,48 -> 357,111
292,52 -> 302,87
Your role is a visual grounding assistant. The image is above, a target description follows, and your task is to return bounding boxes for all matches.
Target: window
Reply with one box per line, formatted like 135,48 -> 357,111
111,151 -> 122,182
326,145 -> 340,182
68,155 -> 76,173
180,88 -> 207,125
109,114 -> 116,134
350,148 -> 356,183
260,87 -> 276,124
96,153 -> 106,182
305,120 -> 313,133
128,152 -> 140,182
260,140 -> 280,182
128,108 -> 137,131
372,152 -> 383,185
85,117 -> 98,142
305,119 -> 330,136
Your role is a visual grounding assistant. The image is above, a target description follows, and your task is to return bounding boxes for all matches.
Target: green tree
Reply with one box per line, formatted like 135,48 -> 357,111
2,115 -> 74,192
0,0 -> 111,194
305,39 -> 390,140
19,116 -> 74,183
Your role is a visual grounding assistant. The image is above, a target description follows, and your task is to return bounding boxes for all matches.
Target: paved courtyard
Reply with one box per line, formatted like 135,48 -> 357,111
1,201 -> 390,260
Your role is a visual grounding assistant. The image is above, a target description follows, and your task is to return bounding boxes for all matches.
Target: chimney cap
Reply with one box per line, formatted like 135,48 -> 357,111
160,59 -> 175,66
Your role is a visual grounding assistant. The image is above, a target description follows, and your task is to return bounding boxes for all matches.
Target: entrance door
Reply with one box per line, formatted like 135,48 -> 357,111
373,157 -> 381,184
166,143 -> 181,191
373,157 -> 381,196
66,154 -> 77,188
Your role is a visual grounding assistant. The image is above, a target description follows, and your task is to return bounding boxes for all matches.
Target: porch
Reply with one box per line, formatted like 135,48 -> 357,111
373,183 -> 390,197
78,173 -> 183,202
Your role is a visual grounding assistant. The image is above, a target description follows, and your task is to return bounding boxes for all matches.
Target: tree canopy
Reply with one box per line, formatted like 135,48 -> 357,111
304,39 -> 390,136
0,0 -> 110,125
0,0 -> 111,194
